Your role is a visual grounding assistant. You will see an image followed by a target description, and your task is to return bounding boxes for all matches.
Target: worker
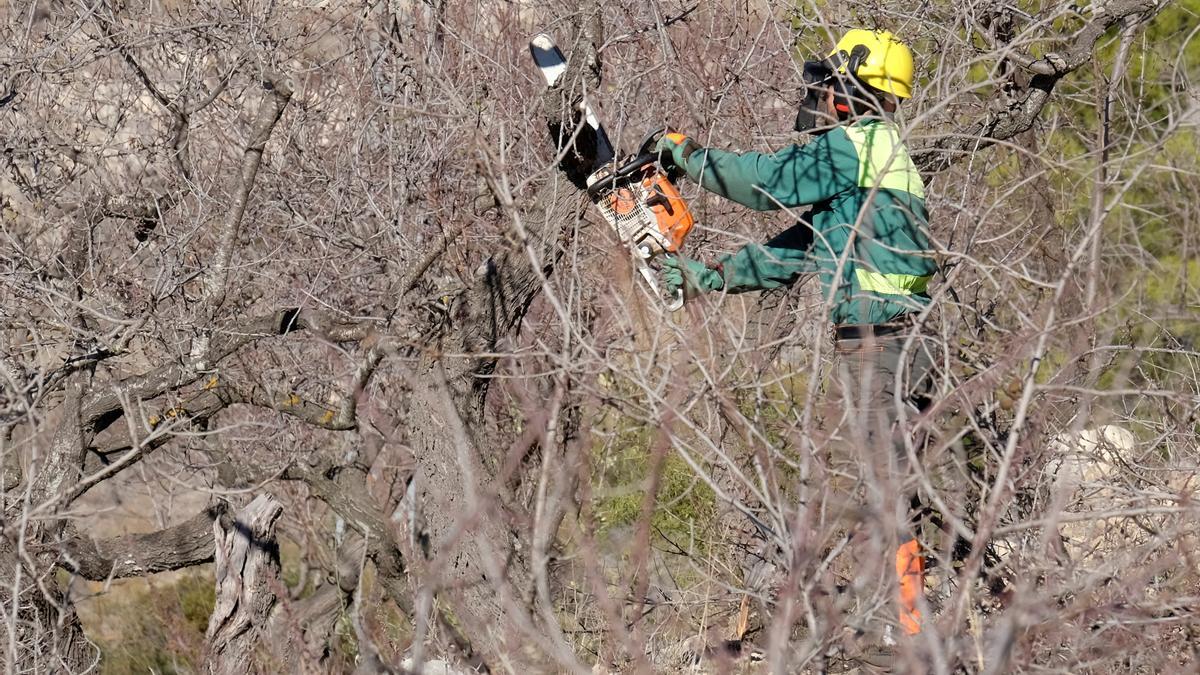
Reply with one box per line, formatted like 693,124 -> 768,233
656,28 -> 936,640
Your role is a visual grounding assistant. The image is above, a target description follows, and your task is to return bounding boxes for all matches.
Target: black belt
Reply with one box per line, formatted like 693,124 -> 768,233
834,316 -> 915,341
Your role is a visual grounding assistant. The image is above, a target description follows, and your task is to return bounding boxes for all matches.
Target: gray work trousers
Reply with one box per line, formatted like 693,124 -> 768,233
741,328 -> 937,599
835,328 -> 937,636
834,329 -> 936,529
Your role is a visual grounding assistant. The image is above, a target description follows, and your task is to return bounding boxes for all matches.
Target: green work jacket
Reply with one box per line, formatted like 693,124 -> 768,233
679,118 -> 935,325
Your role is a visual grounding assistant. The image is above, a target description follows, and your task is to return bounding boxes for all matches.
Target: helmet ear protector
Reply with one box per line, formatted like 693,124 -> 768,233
793,59 -> 834,133
794,43 -> 876,134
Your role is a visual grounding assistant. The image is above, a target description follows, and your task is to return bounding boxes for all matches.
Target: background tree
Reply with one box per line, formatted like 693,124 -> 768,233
0,0 -> 1195,672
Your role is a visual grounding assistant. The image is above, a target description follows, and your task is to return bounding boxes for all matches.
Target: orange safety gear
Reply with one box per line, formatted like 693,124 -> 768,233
896,538 -> 925,635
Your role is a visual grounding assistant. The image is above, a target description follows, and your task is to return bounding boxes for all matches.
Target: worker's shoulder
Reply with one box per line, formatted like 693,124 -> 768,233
841,120 -> 927,198
841,119 -> 920,153
770,127 -> 856,159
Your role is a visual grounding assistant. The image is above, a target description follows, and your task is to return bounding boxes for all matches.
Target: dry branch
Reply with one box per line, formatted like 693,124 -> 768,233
2,1 -> 1192,671
198,72 -> 295,322
915,0 -> 1167,173
60,503 -> 231,581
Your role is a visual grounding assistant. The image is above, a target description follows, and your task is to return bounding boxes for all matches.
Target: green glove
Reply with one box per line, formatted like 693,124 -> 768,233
661,256 -> 724,295
654,132 -> 702,172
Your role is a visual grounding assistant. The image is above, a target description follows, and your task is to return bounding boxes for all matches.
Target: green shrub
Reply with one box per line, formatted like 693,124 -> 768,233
592,419 -> 717,553
82,570 -> 215,675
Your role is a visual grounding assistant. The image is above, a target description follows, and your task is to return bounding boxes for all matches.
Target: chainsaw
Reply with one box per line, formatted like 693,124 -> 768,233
530,34 -> 696,310
586,128 -> 696,310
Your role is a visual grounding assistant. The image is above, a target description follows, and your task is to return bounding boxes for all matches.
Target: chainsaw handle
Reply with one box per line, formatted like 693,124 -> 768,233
586,127 -> 674,198
585,153 -> 656,197
665,287 -> 685,312
640,126 -> 688,182
636,127 -> 667,157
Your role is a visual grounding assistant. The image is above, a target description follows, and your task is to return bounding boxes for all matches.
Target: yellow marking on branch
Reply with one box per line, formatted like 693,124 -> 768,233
204,375 -> 219,390
151,407 -> 185,426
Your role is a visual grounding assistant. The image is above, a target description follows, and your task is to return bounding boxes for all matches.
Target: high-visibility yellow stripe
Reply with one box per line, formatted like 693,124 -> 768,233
856,269 -> 931,295
843,123 -> 926,199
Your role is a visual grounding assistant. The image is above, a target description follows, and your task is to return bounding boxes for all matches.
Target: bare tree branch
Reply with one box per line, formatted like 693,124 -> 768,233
197,72 -> 294,324
58,503 -> 231,581
915,0 -> 1168,173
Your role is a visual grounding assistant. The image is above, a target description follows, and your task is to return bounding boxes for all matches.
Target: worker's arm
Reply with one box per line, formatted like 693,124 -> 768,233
716,221 -> 818,293
660,129 -> 859,210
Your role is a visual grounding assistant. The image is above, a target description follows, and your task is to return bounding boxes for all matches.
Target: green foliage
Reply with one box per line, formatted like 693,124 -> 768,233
735,379 -> 804,465
1120,128 -> 1199,260
332,611 -> 359,669
786,0 -> 834,56
1125,0 -> 1200,120
1124,255 -> 1200,378
975,2 -> 1200,398
1035,349 -> 1070,385
1142,255 -> 1200,308
86,571 -> 215,675
592,418 -> 716,551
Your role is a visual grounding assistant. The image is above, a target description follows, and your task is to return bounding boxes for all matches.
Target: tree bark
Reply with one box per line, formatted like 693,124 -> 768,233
267,534 -> 369,672
914,0 -> 1166,174
0,209 -> 99,672
60,502 -> 231,580
204,494 -> 285,675
353,20 -> 605,668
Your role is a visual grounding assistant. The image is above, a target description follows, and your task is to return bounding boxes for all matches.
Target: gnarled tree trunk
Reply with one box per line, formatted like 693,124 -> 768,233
204,494 -> 285,674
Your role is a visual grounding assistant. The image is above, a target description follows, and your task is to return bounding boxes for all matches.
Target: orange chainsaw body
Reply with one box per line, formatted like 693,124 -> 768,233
591,165 -> 695,257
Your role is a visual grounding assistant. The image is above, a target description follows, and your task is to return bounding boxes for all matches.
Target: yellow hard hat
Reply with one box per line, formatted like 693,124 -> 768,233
831,29 -> 915,99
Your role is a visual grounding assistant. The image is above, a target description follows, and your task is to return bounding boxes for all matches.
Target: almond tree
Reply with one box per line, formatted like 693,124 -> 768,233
0,0 -> 1189,672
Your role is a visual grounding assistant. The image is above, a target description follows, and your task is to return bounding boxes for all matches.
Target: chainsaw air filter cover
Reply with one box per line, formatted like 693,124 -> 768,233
589,166 -> 694,258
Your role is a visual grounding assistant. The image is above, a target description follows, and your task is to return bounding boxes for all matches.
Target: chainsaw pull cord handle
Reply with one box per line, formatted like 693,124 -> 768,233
642,180 -> 677,215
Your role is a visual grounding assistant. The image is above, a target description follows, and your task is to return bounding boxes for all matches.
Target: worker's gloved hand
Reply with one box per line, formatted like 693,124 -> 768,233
654,132 -> 702,172
662,256 -> 723,295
